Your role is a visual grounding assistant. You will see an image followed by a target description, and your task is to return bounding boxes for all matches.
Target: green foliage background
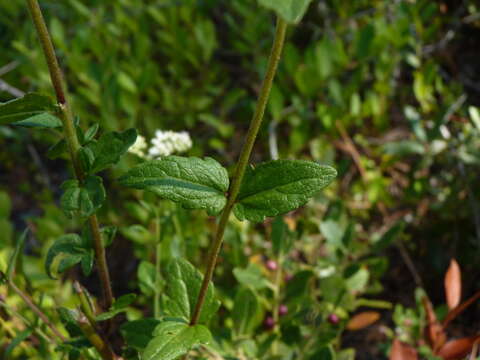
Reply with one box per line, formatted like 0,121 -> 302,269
1,0 -> 480,359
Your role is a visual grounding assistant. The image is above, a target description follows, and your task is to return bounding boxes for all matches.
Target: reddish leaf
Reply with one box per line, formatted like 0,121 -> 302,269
437,336 -> 480,360
444,259 -> 462,310
422,297 -> 447,351
346,311 -> 380,331
443,290 -> 480,328
390,339 -> 418,360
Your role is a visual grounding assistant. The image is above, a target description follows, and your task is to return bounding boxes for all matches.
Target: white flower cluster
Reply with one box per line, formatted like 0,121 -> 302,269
148,130 -> 192,158
128,130 -> 192,159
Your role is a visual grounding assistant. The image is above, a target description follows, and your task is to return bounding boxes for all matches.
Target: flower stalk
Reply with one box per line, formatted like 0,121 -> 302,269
190,17 -> 288,325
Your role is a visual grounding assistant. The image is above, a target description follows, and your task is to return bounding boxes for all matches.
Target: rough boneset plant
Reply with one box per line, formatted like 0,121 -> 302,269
0,1 -> 337,359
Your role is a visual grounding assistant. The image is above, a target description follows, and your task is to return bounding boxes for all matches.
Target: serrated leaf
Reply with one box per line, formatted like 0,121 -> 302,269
45,234 -> 89,278
233,160 -> 337,222
0,93 -> 56,125
257,0 -> 312,24
164,258 -> 220,324
13,112 -> 62,128
121,318 -> 161,350
119,156 -> 229,215
60,176 -> 106,217
142,320 -> 211,360
86,128 -> 137,174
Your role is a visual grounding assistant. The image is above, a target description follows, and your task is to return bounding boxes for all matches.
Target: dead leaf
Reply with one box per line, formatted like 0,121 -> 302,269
346,311 -> 380,331
437,336 -> 480,360
390,339 -> 418,360
445,259 -> 462,310
443,290 -> 480,328
422,296 -> 447,351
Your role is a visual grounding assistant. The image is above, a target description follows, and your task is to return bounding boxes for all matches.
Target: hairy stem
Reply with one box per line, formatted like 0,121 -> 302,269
26,0 -> 114,309
190,17 -> 288,325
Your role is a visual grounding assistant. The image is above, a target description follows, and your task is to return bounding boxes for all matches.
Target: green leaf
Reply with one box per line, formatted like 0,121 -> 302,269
285,270 -> 314,303
233,264 -> 272,290
5,329 -> 32,358
119,156 -> 229,216
120,318 -> 161,350
233,160 -> 337,222
164,258 -> 220,324
60,176 -> 106,217
57,307 -> 83,337
138,261 -> 157,296
96,293 -> 137,321
45,234 -> 90,278
257,0 -> 313,24
47,139 -> 68,159
0,93 -> 56,125
142,320 -> 211,360
13,112 -> 62,128
7,230 -> 27,281
83,123 -> 99,143
232,287 -> 261,335
86,128 -> 137,174
271,216 -> 292,256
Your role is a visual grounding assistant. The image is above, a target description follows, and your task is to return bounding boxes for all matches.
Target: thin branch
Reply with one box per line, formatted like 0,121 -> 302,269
1,272 -> 65,342
26,0 -> 114,309
190,17 -> 288,326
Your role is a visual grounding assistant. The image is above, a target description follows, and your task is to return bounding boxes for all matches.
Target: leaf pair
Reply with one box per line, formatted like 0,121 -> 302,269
129,258 -> 218,360
119,156 -> 337,222
45,227 -> 116,278
45,234 -> 93,278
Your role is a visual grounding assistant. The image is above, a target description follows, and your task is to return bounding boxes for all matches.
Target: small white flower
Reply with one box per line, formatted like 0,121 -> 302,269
148,130 -> 192,158
128,135 -> 147,158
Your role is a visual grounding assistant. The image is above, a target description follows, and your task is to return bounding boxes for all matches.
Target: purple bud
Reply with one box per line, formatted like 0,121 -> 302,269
328,313 -> 339,325
278,304 -> 288,316
264,316 -> 275,330
265,260 -> 278,271
284,273 -> 293,282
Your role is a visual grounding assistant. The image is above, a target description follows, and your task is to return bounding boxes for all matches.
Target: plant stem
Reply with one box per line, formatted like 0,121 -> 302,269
190,17 -> 288,326
78,316 -> 116,360
1,273 -> 66,342
154,210 -> 162,318
26,0 -> 114,309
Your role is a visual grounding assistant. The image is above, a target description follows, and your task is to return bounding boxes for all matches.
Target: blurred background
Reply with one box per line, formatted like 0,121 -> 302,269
1,0 -> 480,359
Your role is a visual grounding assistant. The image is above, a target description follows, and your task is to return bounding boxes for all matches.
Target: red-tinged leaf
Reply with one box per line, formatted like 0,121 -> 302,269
436,336 -> 480,360
443,290 -> 480,328
444,259 -> 462,310
390,339 -> 418,360
346,311 -> 381,331
422,297 -> 447,351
